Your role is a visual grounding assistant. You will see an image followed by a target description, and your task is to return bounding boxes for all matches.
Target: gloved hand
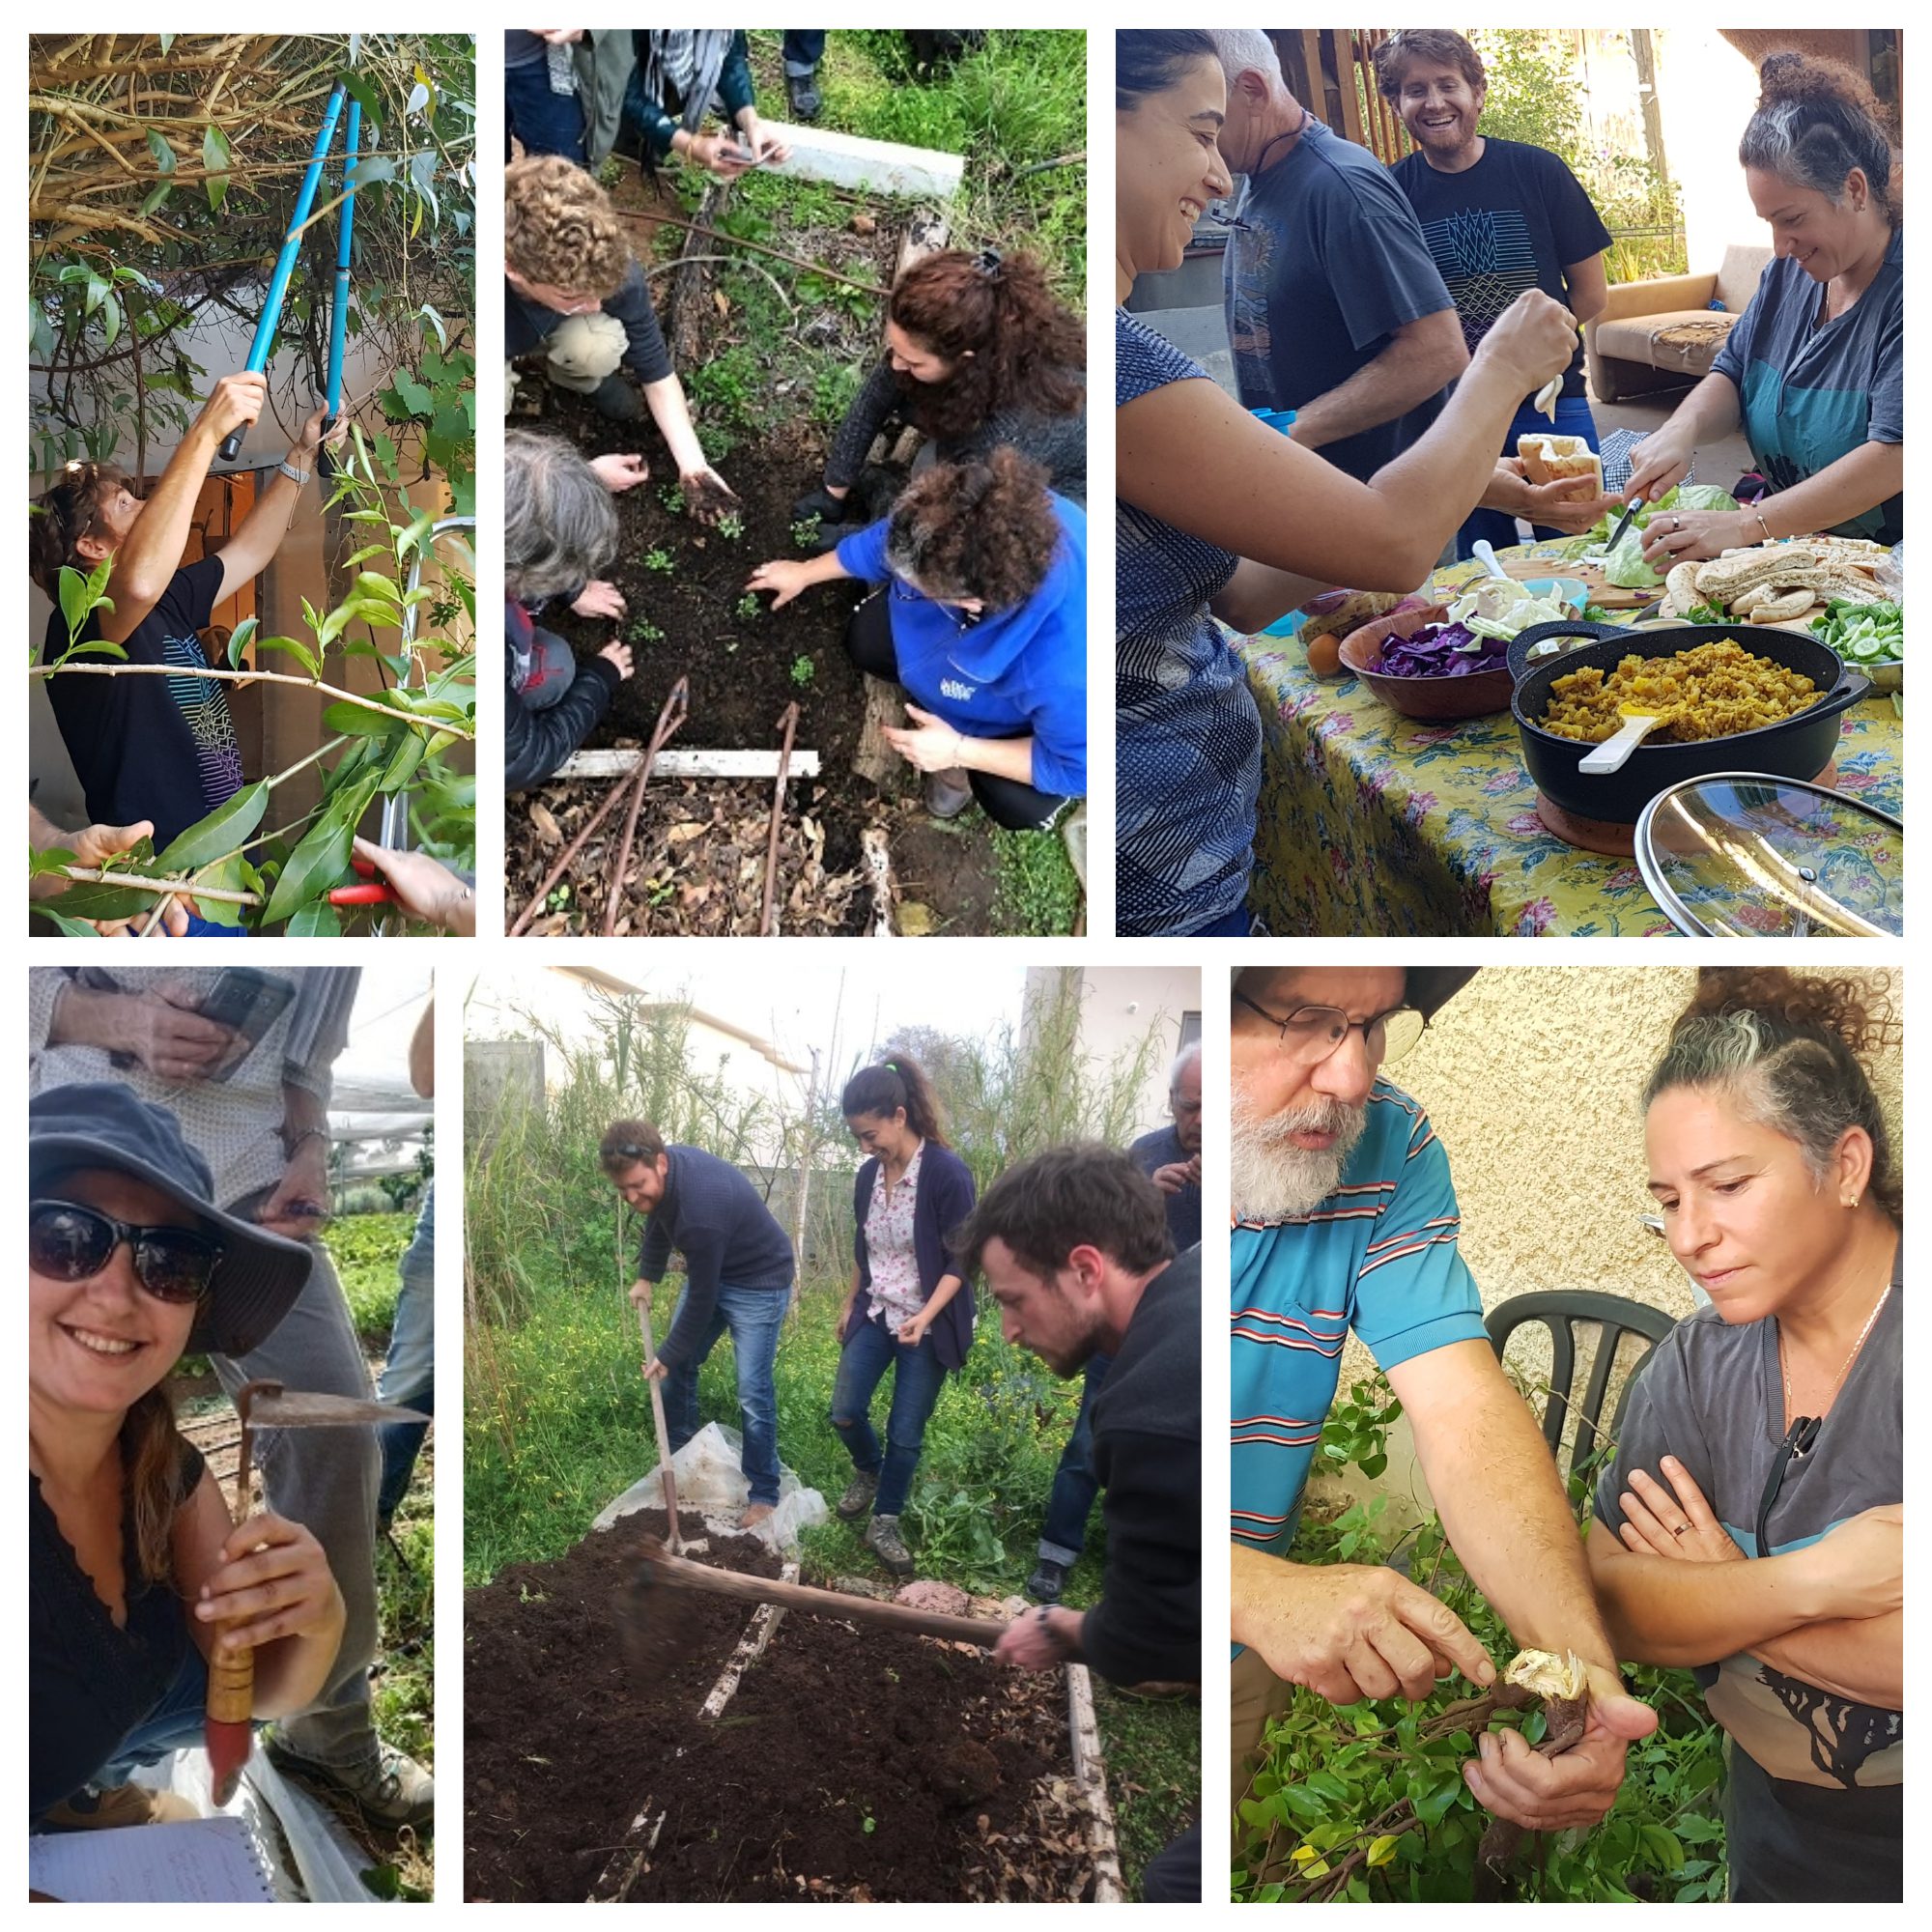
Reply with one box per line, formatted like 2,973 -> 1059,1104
791,484 -> 847,526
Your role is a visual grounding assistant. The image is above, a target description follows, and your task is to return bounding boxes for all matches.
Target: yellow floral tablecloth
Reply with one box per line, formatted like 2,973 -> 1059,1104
1240,546 -> 1903,937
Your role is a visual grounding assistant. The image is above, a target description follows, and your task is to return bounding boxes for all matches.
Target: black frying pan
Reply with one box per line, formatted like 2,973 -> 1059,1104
1506,619 -> 1868,823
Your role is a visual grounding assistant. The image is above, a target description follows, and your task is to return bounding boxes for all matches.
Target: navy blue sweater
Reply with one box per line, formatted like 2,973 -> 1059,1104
850,1141 -> 978,1372
639,1146 -> 794,1369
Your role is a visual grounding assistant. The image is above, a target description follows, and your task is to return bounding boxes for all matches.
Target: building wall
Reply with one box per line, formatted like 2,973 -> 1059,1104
1029,965 -> 1202,1140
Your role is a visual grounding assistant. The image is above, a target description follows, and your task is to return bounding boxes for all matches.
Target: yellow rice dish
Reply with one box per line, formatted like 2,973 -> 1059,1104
1540,640 -> 1821,745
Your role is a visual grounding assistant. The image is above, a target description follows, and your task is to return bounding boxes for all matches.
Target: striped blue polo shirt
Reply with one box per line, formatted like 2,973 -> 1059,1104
1232,1080 -> 1487,1558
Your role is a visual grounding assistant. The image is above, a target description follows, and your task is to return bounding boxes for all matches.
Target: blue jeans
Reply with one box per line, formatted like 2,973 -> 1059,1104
659,1281 -> 787,1507
783,32 -> 826,75
94,1647 -> 210,1789
377,1183 -> 435,1524
506,55 -> 587,163
1458,392 -> 1602,559
830,1311 -> 947,1518
1037,1352 -> 1111,1564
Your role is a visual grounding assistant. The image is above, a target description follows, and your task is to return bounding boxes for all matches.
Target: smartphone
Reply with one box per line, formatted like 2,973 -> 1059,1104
197,969 -> 296,1082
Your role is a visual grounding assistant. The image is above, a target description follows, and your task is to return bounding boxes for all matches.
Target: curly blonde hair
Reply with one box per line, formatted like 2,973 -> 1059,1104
505,155 -> 631,298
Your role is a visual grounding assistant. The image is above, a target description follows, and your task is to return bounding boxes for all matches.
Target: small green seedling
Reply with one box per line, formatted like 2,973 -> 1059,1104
597,155 -> 626,189
659,485 -> 686,515
789,655 -> 816,687
644,547 -> 675,575
716,512 -> 746,540
628,618 -> 665,645
735,592 -> 761,621
545,883 -> 572,911
790,515 -> 821,550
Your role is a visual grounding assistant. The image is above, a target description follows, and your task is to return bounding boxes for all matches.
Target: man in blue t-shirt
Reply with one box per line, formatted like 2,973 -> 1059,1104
1378,29 -> 1615,557
1230,965 -> 1655,1849
1208,30 -> 1469,483
32,372 -> 341,856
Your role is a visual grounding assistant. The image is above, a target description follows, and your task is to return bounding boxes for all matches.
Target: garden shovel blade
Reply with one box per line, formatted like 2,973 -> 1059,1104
244,1385 -> 431,1430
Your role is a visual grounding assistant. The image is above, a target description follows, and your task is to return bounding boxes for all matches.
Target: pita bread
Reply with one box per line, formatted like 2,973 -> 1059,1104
1518,433 -> 1604,496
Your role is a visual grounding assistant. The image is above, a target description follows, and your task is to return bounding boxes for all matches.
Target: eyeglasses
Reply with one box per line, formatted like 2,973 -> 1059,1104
30,1198 -> 222,1305
602,1144 -> 657,1172
1233,993 -> 1427,1066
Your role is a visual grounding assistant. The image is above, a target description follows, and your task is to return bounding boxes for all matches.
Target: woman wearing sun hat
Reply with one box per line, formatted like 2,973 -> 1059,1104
30,1083 -> 344,1829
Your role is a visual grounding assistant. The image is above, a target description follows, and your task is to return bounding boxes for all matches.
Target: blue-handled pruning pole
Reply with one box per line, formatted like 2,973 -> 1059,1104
318,100 -> 361,481
217,80 -> 350,464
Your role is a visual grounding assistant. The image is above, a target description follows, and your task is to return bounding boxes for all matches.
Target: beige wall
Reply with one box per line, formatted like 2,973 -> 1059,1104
1030,965 -> 1203,1141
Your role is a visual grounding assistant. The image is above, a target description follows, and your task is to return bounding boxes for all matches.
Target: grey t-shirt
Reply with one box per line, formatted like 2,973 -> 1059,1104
1595,1265 -> 1901,1798
1223,118 -> 1457,482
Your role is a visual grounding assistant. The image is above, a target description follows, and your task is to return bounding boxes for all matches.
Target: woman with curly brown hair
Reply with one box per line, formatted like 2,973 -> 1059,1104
1629,51 -> 1903,564
794,249 -> 1087,545
1587,969 -> 1901,1901
748,447 -> 1085,828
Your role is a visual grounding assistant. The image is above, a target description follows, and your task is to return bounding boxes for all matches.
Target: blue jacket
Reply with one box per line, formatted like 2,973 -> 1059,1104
851,1141 -> 978,1372
835,496 -> 1087,797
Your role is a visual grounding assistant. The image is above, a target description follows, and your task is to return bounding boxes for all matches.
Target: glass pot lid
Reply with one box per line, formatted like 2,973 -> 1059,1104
1634,774 -> 1902,937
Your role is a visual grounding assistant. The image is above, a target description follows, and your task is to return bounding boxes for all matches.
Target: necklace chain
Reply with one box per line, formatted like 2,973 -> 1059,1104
1779,1275 -> 1891,1429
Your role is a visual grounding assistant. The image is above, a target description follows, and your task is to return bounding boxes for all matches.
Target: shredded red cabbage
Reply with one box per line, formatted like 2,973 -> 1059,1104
1373,622 -> 1511,679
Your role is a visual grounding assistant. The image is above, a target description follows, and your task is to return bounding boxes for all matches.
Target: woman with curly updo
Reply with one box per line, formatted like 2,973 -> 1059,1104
794,249 -> 1087,545
747,447 -> 1085,829
504,153 -> 738,520
1630,52 -> 1903,564
1588,969 -> 1901,1901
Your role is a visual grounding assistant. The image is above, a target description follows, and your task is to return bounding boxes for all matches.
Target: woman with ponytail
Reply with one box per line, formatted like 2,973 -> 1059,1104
829,1056 -> 978,1577
1630,50 -> 1903,562
794,248 -> 1086,543
1586,970 -> 1901,1901
30,1085 -> 341,1831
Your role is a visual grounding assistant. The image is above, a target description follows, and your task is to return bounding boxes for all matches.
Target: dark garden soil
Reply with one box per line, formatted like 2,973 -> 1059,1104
464,1511 -> 1093,1902
505,174 -> 1009,935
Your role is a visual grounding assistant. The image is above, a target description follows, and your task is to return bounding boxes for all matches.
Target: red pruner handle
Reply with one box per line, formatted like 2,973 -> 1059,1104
327,882 -> 397,906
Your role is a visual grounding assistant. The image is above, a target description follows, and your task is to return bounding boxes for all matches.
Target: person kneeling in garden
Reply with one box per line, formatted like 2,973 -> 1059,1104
961,1144 -> 1203,1903
1230,964 -> 1656,1853
794,248 -> 1087,547
747,448 -> 1086,830
505,429 -> 650,792
604,1121 -> 796,1530
829,1056 -> 976,1577
504,153 -> 738,520
31,373 -> 340,859
31,1084 -> 343,1830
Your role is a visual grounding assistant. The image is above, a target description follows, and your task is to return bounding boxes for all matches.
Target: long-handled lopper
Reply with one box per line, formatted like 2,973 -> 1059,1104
217,80 -> 349,464
317,98 -> 361,483
205,1378 -> 430,1804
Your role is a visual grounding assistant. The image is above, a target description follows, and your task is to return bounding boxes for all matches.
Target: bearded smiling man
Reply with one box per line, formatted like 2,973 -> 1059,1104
1230,966 -> 1656,1850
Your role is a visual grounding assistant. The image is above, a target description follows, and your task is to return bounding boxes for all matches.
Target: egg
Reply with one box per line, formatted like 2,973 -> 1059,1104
1305,632 -> 1343,677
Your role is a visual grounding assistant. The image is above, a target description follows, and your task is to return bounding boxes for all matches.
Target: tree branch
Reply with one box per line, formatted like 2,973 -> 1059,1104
52,864 -> 261,906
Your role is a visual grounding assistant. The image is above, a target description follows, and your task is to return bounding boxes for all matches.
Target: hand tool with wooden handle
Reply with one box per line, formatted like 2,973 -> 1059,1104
635,1289 -> 682,1548
207,1378 -> 431,1804
624,1539 -> 1008,1675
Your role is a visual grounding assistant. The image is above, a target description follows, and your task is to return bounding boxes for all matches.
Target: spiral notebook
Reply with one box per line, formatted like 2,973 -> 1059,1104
28,1816 -> 276,1903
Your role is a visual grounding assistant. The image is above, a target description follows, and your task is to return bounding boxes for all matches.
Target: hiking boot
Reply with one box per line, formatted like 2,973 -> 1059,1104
865,1513 -> 915,1576
924,768 -> 974,819
262,1732 -> 434,1833
43,1783 -> 201,1831
836,1469 -> 880,1520
786,71 -> 822,121
740,1500 -> 777,1531
589,373 -> 644,423
1027,1557 -> 1069,1605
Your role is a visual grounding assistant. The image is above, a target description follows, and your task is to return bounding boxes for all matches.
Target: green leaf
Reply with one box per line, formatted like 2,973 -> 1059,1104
225,616 -> 259,669
146,128 -> 176,174
202,125 -> 232,217
288,901 -> 342,937
355,569 -> 405,606
28,844 -> 78,880
153,781 -> 269,872
261,776 -> 379,924
323,699 -> 406,736
192,856 -> 248,926
256,634 -> 321,678
1411,1778 -> 1461,1829
57,565 -> 91,640
136,180 -> 174,218
38,909 -> 101,937
46,881 -> 155,921
376,729 -> 428,792
1366,1834 -> 1401,1869
1638,1825 -> 1686,1873
1303,1771 -> 1350,1804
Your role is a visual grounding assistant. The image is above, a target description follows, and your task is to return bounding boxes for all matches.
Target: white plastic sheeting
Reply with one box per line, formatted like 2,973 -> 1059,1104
592,1421 -> 828,1552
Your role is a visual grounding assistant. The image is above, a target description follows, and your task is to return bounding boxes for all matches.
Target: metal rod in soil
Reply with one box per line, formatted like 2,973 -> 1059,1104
512,676 -> 688,936
602,678 -> 692,934
614,209 -> 885,298
759,702 -> 800,936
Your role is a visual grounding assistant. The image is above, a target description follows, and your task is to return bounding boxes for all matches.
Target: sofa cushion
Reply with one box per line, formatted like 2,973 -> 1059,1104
1594,309 -> 1741,376
1714,243 -> 1774,314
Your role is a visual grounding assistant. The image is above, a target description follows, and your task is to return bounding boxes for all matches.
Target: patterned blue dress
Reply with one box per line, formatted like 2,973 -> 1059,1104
1116,309 -> 1260,937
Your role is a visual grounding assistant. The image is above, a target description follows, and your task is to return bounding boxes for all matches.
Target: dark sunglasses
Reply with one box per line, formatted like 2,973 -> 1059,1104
30,1198 -> 223,1305
601,1144 -> 656,1171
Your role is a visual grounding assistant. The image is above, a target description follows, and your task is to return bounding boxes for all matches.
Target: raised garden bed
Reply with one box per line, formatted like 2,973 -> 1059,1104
507,170 -> 1014,936
464,1509 -> 1106,1902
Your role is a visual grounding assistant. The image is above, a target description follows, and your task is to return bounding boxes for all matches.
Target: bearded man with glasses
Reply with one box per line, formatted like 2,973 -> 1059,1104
1229,966 -> 1655,1858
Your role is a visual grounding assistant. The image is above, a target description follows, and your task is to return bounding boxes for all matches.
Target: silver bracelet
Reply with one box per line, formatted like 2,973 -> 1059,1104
279,456 -> 311,485
1754,511 -> 1774,543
